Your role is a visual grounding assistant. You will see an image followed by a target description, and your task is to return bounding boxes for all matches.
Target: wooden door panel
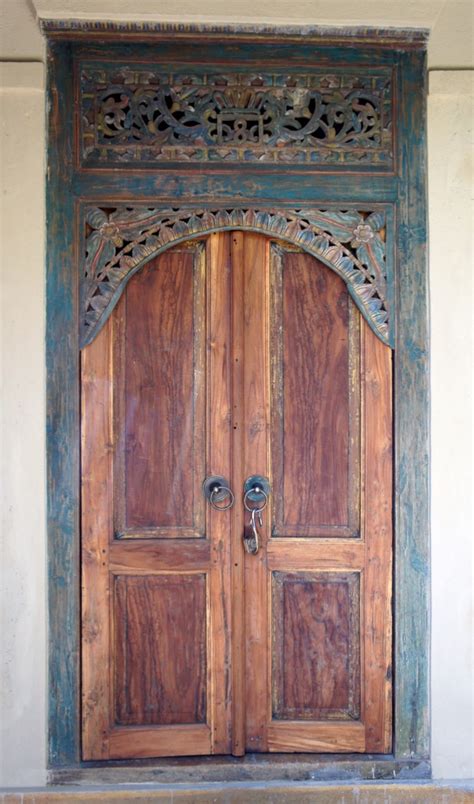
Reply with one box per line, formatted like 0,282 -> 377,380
114,246 -> 206,539
272,571 -> 360,721
114,573 -> 207,726
271,247 -> 360,538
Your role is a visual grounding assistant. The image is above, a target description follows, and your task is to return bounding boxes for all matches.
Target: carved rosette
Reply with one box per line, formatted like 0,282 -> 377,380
80,66 -> 393,167
82,206 -> 391,348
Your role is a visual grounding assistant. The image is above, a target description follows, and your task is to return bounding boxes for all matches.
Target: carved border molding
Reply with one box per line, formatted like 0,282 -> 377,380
82,205 -> 391,348
41,19 -> 430,44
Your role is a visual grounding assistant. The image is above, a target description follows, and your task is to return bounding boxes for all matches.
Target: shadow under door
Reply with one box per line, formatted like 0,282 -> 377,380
81,231 -> 392,760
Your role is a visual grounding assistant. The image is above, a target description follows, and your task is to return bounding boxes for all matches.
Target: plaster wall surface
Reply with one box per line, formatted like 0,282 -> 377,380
0,5 -> 473,788
0,63 -> 47,787
429,70 -> 474,780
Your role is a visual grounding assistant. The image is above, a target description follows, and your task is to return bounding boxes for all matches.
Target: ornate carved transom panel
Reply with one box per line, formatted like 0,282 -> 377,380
81,205 -> 392,348
79,65 -> 393,168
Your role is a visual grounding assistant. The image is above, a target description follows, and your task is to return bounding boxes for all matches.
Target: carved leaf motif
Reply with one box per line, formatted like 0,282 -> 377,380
80,206 -> 391,348
81,67 -> 393,167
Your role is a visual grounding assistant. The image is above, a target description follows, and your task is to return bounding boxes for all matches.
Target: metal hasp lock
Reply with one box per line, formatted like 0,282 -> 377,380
202,476 -> 235,511
243,475 -> 271,555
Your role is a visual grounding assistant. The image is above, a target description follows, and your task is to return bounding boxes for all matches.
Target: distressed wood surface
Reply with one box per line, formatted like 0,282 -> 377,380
238,233 -> 271,755
81,318 -> 113,760
362,325 -> 393,752
114,574 -> 207,726
207,233 -> 233,755
267,722 -> 366,753
46,34 -> 429,771
271,252 -> 360,536
108,725 -> 211,760
116,250 -> 204,535
228,231 -> 246,757
79,65 -> 393,170
394,49 -> 430,760
46,40 -> 80,767
80,240 -> 233,760
272,572 -> 360,721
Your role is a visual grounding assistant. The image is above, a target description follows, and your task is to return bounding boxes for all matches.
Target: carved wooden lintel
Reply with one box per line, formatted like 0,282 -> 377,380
80,65 -> 393,168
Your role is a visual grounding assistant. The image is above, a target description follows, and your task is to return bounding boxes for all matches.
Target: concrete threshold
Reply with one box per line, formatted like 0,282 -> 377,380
1,779 -> 474,803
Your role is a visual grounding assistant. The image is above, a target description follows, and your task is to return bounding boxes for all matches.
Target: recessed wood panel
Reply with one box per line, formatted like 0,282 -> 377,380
115,246 -> 206,537
271,248 -> 360,536
272,571 -> 360,721
114,573 -> 207,726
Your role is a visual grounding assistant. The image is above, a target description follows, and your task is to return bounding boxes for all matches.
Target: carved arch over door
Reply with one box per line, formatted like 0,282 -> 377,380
82,205 -> 393,348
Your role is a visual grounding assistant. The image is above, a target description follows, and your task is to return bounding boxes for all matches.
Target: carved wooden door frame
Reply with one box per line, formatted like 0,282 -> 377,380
44,23 -> 430,781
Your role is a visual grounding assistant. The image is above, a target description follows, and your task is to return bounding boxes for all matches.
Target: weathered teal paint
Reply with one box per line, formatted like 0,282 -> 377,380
72,173 -> 399,202
45,28 -> 430,773
46,41 -> 80,766
394,49 -> 430,760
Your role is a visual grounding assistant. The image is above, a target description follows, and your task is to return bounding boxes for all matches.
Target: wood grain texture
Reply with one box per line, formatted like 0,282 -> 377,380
267,539 -> 364,571
109,540 -> 210,573
236,233 -> 271,755
281,252 -> 349,526
267,722 -> 365,753
207,233 -> 233,754
228,230 -> 247,756
114,574 -> 207,726
81,239 -> 230,759
108,724 -> 211,759
115,247 -> 205,535
362,321 -> 393,752
271,248 -> 360,538
395,49 -> 430,760
81,318 -> 113,761
272,572 -> 360,721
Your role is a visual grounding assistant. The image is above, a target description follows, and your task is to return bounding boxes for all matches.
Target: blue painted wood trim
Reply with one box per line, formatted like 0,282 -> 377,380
71,38 -> 405,65
46,41 -> 80,766
72,174 -> 399,203
394,49 -> 430,759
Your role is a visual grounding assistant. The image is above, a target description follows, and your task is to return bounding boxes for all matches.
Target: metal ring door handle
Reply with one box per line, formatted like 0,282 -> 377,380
202,476 -> 235,511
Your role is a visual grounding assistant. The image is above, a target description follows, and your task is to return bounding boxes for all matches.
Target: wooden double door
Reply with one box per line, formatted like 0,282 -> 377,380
81,231 -> 392,760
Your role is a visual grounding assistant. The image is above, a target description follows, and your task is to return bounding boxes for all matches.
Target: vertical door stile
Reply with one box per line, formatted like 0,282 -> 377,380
81,316 -> 114,761
362,323 -> 393,752
230,231 -> 246,755
239,233 -> 271,753
207,234 -> 233,754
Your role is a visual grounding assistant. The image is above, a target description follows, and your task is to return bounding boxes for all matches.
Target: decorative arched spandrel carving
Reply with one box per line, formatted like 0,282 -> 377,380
81,205 -> 392,348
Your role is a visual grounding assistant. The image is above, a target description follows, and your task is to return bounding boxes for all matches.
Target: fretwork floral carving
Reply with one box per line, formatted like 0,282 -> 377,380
80,67 -> 393,167
82,206 -> 391,348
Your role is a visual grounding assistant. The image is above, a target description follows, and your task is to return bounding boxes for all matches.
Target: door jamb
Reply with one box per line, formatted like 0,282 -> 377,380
44,25 -> 430,779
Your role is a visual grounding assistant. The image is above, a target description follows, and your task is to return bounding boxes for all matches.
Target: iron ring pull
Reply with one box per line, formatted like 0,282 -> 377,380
242,481 -> 270,555
209,484 -> 235,511
202,475 -> 235,511
243,486 -> 268,513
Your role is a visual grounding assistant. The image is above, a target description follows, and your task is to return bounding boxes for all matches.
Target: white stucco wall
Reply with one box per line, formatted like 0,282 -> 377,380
0,63 -> 47,787
0,20 -> 472,788
429,70 -> 474,780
